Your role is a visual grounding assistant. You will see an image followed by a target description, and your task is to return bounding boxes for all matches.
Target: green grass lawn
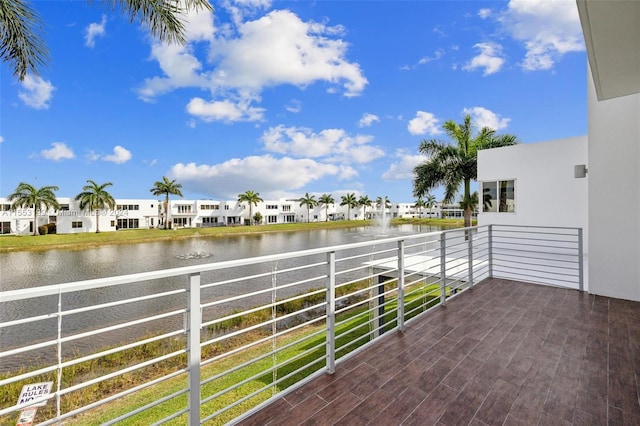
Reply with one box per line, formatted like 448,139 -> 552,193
0,218 -> 468,253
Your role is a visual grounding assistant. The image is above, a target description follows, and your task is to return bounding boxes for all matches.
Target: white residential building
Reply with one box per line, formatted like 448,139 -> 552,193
477,0 -> 640,302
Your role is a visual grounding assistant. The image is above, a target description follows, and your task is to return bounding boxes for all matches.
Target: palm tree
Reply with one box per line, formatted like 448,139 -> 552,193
150,176 -> 183,229
376,196 -> 391,210
340,193 -> 357,220
75,180 -> 116,233
318,194 -> 335,222
237,190 -> 263,225
1,0 -> 213,81
425,194 -> 437,218
7,182 -> 60,235
298,193 -> 317,223
413,197 -> 426,218
413,114 -> 518,228
358,195 -> 372,220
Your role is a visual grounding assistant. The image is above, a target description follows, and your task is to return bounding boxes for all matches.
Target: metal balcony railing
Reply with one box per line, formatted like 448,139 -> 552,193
0,225 -> 583,425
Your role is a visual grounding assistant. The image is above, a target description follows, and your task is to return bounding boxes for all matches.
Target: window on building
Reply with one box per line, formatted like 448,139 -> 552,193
72,221 -> 83,228
224,205 -> 230,210
58,204 -> 70,211
481,180 -> 515,213
117,218 -> 140,229
1,222 -> 10,234
282,205 -> 291,212
177,205 -> 192,214
111,221 -> 115,227
267,215 -> 277,223
1,204 -> 10,211
266,205 -> 278,210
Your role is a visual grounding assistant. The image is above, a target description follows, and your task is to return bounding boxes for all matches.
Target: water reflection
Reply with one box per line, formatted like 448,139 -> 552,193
0,225 -> 441,370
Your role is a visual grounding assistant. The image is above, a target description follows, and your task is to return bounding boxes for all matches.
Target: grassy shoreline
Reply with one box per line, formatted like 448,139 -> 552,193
0,218 -> 468,253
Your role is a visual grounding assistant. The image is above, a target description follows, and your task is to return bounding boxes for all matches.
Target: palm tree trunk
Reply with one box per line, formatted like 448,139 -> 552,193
164,195 -> 169,229
33,206 -> 38,236
95,210 -> 100,233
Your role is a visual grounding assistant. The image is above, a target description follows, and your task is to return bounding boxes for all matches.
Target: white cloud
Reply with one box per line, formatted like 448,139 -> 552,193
358,113 -> 380,127
101,145 -> 132,164
463,107 -> 510,131
285,99 -> 302,113
18,75 -> 55,109
382,150 -> 428,181
138,9 -> 367,121
169,155 -> 350,199
499,0 -> 584,71
221,0 -> 272,26
408,111 -> 442,136
186,97 -> 265,122
0,136 -> 4,143
85,15 -> 107,48
418,49 -> 445,65
463,42 -> 505,76
478,8 -> 492,19
261,125 -> 384,164
40,142 -> 75,161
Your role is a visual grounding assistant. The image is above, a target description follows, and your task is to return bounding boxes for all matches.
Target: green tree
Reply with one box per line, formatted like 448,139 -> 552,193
150,176 -> 183,229
253,211 -> 263,225
425,194 -> 437,218
1,0 -> 213,81
7,182 -> 60,235
75,180 -> 116,233
237,190 -> 263,225
413,197 -> 426,218
318,193 -> 334,222
375,196 -> 391,210
298,193 -> 317,223
413,114 -> 518,228
358,195 -> 372,220
340,193 -> 357,220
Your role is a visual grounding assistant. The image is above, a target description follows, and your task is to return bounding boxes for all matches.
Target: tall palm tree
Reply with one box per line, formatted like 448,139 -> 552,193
1,0 -> 213,81
318,193 -> 334,222
150,176 -> 183,229
413,197 -> 426,218
75,180 -> 116,233
7,182 -> 59,235
237,190 -> 263,225
413,114 -> 518,228
340,193 -> 357,220
375,196 -> 391,210
298,193 -> 317,223
425,194 -> 437,218
358,195 -> 372,220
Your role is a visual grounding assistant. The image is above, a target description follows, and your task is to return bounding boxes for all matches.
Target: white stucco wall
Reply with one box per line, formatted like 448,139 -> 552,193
477,136 -> 588,230
587,68 -> 640,302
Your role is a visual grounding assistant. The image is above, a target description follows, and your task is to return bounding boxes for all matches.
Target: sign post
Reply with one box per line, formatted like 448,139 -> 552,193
15,382 -> 53,426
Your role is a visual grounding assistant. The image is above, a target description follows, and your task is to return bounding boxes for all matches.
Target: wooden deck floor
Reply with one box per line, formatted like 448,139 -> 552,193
237,278 -> 640,425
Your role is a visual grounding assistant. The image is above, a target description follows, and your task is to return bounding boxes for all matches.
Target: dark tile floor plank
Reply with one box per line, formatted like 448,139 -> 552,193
236,278 -> 640,426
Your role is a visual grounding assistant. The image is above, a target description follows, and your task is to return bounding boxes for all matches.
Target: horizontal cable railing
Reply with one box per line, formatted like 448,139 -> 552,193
0,224 -> 583,425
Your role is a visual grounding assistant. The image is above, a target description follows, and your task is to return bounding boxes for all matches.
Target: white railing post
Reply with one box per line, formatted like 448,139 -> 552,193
187,273 -> 201,425
468,228 -> 474,288
440,232 -> 446,306
578,228 -> 584,291
488,225 -> 494,278
326,252 -> 336,374
397,240 -> 405,332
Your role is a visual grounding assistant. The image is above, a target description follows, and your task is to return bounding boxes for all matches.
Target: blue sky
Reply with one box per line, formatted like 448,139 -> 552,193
0,0 -> 587,203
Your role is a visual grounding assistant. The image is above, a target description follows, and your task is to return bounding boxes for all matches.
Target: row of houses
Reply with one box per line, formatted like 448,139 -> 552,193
0,197 -> 472,235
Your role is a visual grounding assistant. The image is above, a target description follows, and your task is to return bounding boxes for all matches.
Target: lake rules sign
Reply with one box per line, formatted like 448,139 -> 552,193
16,382 -> 53,407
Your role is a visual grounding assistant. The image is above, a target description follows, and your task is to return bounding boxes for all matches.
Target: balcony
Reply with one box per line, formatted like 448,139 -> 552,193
4,225 -> 630,426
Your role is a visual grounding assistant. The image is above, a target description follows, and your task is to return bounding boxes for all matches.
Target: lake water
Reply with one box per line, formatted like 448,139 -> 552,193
0,224 -> 440,371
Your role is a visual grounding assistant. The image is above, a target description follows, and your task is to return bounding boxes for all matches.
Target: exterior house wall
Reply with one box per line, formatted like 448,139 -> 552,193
587,68 -> 640,301
477,136 -> 588,230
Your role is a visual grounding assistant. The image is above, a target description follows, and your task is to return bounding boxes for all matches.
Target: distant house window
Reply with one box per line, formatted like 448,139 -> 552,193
267,215 -> 277,223
177,205 -> 192,214
72,221 -> 83,228
481,180 -> 515,213
282,205 -> 291,212
1,222 -> 11,234
118,218 -> 139,229
111,221 -> 115,227
200,204 -> 219,210
59,204 -> 70,211
266,205 -> 278,210
224,205 -> 230,210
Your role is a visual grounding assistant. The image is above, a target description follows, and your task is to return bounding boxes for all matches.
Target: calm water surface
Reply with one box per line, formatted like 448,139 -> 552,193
0,225 -> 440,370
